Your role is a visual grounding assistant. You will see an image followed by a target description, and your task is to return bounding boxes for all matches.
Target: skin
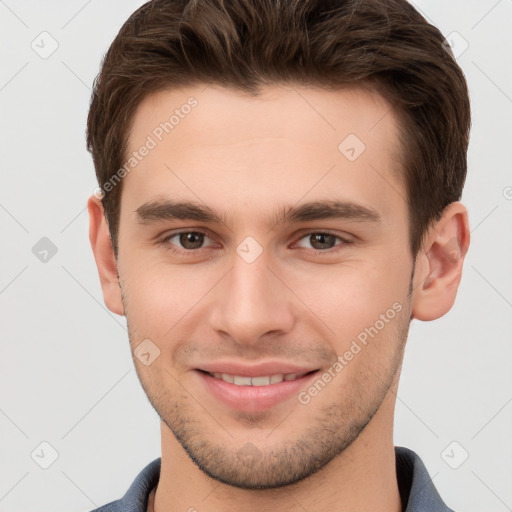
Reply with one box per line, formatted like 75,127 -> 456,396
88,84 -> 470,512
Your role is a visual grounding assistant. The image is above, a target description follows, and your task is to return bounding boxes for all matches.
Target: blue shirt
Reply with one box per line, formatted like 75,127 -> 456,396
90,446 -> 455,512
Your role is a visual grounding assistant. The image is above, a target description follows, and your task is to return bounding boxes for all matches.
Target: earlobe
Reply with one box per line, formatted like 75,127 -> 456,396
411,202 -> 470,321
87,195 -> 125,316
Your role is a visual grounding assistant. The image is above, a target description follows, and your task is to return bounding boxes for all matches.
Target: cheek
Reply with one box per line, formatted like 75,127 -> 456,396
121,259 -> 220,341
289,256 -> 409,332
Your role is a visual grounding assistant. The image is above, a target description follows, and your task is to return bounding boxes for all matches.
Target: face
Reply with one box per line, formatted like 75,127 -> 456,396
114,84 -> 415,488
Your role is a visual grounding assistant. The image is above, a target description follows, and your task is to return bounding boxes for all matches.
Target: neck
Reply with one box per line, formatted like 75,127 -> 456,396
152,390 -> 402,512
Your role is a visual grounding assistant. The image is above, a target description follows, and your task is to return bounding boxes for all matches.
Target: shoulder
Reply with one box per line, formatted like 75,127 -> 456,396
395,446 -> 456,512
88,458 -> 161,512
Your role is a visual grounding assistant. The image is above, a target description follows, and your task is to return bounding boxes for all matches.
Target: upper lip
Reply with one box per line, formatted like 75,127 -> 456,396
196,361 -> 319,377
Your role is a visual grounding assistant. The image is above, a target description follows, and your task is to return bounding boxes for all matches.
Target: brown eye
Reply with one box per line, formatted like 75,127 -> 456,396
162,231 -> 214,252
309,233 -> 337,250
177,232 -> 205,249
296,232 -> 344,251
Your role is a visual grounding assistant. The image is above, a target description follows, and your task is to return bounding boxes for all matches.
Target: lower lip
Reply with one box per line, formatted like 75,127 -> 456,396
195,370 -> 319,412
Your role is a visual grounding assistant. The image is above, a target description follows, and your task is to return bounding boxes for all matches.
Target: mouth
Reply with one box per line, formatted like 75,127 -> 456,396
195,368 -> 321,412
202,370 -> 316,386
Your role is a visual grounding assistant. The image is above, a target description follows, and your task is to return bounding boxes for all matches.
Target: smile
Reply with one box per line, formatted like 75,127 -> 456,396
207,372 -> 309,386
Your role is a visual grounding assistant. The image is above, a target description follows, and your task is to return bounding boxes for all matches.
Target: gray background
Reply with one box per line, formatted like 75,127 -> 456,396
1,0 -> 511,510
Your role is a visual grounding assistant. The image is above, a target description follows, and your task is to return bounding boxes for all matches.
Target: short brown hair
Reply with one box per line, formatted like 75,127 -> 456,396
86,0 -> 470,258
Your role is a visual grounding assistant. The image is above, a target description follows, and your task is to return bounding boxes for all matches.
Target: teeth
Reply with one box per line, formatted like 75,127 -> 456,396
251,376 -> 271,386
209,372 -> 305,386
233,376 -> 252,386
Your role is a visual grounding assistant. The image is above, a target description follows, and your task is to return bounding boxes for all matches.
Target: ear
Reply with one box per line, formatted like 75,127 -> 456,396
87,195 -> 125,316
411,202 -> 470,321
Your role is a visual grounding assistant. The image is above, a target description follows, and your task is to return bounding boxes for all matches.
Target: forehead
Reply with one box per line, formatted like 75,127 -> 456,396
128,83 -> 399,153
122,83 -> 405,227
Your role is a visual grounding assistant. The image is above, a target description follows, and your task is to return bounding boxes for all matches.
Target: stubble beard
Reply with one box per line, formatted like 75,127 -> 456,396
122,276 -> 413,489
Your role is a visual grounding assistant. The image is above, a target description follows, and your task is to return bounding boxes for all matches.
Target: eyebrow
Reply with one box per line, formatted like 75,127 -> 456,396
134,199 -> 381,228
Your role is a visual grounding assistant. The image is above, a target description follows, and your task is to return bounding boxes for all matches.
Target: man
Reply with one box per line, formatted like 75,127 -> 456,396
86,0 -> 470,510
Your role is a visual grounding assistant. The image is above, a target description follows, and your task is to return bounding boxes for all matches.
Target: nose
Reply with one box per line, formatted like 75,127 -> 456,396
209,247 -> 296,346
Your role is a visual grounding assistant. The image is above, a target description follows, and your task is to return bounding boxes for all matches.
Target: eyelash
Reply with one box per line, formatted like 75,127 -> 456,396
159,230 -> 352,256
